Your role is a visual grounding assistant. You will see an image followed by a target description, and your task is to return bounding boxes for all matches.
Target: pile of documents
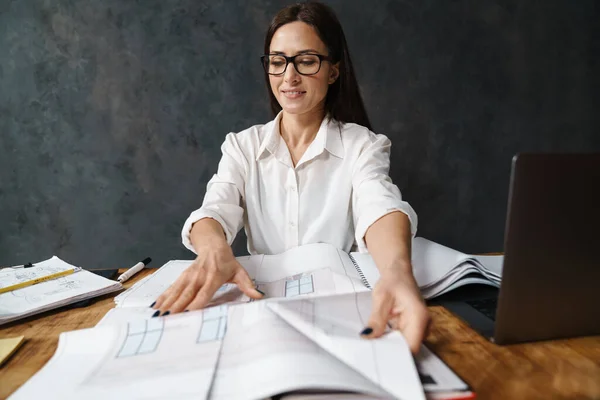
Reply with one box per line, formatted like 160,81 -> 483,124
8,241 -> 482,400
0,257 -> 122,326
411,238 -> 503,298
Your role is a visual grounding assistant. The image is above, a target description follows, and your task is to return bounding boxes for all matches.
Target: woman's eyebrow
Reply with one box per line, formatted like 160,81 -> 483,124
269,49 -> 322,55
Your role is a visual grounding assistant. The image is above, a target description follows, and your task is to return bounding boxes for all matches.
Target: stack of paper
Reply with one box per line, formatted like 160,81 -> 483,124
350,237 -> 503,299
9,292 -> 461,400
411,238 -> 502,298
106,238 -> 503,325
105,244 -> 370,325
0,257 -> 122,326
8,241 -> 478,399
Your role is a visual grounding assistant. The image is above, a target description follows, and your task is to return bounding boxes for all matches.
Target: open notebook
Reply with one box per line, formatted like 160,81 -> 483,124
92,240 -> 476,399
0,257 -> 122,326
9,291 -> 472,400
103,237 -> 502,325
352,237 -> 503,299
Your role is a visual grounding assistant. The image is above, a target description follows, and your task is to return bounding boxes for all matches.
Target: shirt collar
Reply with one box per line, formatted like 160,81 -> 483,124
256,112 -> 344,161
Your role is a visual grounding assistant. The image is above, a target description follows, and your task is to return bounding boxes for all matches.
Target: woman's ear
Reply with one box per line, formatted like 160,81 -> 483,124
328,62 -> 340,84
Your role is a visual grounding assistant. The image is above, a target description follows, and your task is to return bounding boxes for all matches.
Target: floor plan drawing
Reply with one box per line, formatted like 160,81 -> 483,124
81,311 -> 226,389
284,274 -> 314,297
117,318 -> 164,358
197,305 -> 228,343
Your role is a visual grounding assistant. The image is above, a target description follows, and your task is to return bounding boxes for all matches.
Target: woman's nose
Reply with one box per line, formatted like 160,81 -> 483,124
284,62 -> 301,83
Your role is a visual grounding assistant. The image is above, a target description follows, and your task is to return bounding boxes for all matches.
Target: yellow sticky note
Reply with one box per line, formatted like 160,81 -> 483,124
0,336 -> 25,366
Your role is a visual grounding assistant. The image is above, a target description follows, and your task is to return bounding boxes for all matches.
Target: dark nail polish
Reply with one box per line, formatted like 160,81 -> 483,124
151,310 -> 160,318
256,288 -> 265,296
360,327 -> 373,336
162,311 -> 171,316
184,309 -> 190,312
149,301 -> 156,308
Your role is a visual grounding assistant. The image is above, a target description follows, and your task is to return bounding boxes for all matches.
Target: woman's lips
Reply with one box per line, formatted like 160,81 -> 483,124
282,90 -> 306,99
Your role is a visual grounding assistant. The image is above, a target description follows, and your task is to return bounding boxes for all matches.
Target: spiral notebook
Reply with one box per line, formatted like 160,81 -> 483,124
349,237 -> 503,299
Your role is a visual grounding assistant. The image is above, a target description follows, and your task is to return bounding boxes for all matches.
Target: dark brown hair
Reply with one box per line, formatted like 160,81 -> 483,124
263,1 -> 372,130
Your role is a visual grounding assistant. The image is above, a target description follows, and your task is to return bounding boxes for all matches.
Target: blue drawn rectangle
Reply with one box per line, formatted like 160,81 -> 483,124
118,333 -> 144,357
300,283 -> 313,294
128,320 -> 147,335
286,285 -> 300,297
198,319 -> 219,342
286,280 -> 299,289
138,330 -> 161,354
300,276 -> 312,286
146,318 -> 163,332
204,305 -> 227,320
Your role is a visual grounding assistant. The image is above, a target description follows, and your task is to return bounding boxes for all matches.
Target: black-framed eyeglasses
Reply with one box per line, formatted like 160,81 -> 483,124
261,53 -> 332,76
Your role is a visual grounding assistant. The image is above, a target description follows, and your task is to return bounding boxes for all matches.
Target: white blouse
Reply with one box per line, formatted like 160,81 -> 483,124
181,112 -> 417,255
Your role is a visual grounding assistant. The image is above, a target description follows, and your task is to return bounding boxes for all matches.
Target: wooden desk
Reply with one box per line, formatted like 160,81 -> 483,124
1,269 -> 599,399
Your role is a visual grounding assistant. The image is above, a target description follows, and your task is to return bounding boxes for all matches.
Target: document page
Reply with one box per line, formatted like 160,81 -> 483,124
267,292 -> 425,400
209,300 -> 388,400
1,268 -> 121,325
9,309 -> 226,400
114,243 -> 368,311
114,260 -> 194,308
0,256 -> 79,288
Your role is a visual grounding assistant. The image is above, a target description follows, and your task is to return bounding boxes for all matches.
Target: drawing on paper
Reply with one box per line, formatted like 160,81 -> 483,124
83,309 -> 228,386
197,305 -> 228,343
284,275 -> 314,297
6,277 -> 83,305
0,263 -> 75,289
117,318 -> 165,358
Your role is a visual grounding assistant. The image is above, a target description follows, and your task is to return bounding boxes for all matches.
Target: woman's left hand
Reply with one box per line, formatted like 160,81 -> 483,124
361,266 -> 431,354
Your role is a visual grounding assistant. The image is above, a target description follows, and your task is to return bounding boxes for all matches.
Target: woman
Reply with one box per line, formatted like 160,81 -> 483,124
152,1 -> 430,354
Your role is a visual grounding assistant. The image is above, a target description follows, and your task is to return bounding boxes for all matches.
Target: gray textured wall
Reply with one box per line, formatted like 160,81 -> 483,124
1,0 -> 598,269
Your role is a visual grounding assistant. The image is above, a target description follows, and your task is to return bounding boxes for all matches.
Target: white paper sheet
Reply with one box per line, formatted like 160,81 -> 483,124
9,311 -> 224,400
113,244 -> 368,311
267,292 -> 426,400
0,257 -> 122,326
0,257 -> 80,288
209,301 -> 388,400
350,238 -> 503,299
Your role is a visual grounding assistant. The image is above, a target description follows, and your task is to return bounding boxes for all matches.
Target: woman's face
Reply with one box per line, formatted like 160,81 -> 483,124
268,21 -> 339,117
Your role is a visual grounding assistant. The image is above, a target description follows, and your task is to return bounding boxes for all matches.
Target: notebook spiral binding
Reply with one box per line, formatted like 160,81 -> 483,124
348,254 -> 372,290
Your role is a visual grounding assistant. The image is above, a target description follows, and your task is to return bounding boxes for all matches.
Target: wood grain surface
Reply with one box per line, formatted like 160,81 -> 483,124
1,269 -> 599,399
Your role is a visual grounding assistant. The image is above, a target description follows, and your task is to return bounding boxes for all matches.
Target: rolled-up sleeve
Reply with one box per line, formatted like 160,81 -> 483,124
181,133 -> 247,254
352,134 -> 418,253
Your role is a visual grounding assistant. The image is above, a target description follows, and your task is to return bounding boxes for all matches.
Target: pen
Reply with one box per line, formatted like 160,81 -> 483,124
117,257 -> 152,283
2,262 -> 34,270
0,268 -> 76,294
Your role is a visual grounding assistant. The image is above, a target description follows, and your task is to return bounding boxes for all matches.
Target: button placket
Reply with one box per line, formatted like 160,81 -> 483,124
286,169 -> 299,247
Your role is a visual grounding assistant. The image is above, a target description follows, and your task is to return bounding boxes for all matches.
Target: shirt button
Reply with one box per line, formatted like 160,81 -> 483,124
290,221 -> 296,227
290,186 -> 296,192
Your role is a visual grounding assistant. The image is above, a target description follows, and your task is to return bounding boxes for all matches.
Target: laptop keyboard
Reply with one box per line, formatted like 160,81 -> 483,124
465,298 -> 498,321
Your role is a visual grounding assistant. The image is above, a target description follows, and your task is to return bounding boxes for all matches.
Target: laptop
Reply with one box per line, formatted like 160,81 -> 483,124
439,153 -> 600,345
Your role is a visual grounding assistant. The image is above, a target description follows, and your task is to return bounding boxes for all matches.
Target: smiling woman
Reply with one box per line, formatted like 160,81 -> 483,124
152,1 -> 431,355
264,21 -> 339,125
262,4 -> 371,130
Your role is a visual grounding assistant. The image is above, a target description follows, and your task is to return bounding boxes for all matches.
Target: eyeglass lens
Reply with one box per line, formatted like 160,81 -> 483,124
265,55 -> 321,75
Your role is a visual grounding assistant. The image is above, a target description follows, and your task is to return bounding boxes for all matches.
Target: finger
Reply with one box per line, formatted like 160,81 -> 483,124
152,273 -> 190,310
165,278 -> 205,314
155,269 -> 206,316
362,290 -> 394,339
397,309 -> 431,354
232,267 -> 264,299
186,274 -> 224,311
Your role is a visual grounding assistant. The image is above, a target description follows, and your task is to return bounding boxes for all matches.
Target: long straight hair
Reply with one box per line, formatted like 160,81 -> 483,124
263,2 -> 372,130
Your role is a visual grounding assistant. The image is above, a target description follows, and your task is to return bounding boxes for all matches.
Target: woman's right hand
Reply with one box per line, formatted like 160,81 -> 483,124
151,241 -> 263,316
